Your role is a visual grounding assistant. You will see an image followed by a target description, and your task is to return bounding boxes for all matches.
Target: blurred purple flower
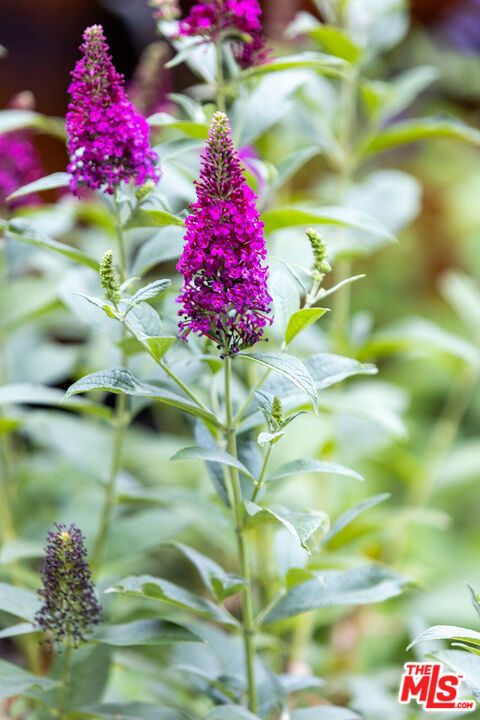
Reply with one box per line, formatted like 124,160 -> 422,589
66,25 -> 159,196
0,93 -> 43,211
177,111 -> 272,356
35,523 -> 101,645
238,145 -> 266,194
128,42 -> 173,117
179,0 -> 270,69
438,0 -> 480,55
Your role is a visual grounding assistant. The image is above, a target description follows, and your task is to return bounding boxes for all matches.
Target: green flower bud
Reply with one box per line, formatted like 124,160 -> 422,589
100,250 -> 121,305
306,228 -> 332,278
135,179 -> 156,201
271,396 -> 284,429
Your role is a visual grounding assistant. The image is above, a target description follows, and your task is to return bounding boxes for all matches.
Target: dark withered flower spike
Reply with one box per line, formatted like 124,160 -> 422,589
35,523 -> 101,645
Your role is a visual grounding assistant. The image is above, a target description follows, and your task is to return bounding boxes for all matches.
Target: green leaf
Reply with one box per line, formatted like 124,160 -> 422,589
359,117 -> 480,158
239,352 -> 318,411
131,227 -> 185,276
440,271 -> 480,332
126,208 -> 185,229
306,354 -> 378,390
7,219 -> 99,270
65,368 -> 220,427
170,446 -> 254,481
106,575 -> 237,626
0,539 -> 43,564
309,25 -> 362,63
0,383 -> 111,419
145,336 -> 176,362
286,308 -> 328,344
148,112 -> 209,139
262,206 -> 395,245
242,52 -> 347,79
0,659 -> 57,699
94,619 -> 201,646
205,706 -> 262,719
0,582 -> 40,621
0,623 -> 37,639
263,565 -> 409,624
293,708 -> 360,720
407,625 -> 480,651
271,146 -> 319,192
268,458 -> 364,483
323,494 -> 390,546
7,172 -> 70,201
0,109 -> 65,138
434,650 -> 480,701
75,705 -> 191,720
172,542 -> 245,601
128,279 -> 171,307
244,502 -> 329,552
468,585 -> 480,620
360,318 -> 480,368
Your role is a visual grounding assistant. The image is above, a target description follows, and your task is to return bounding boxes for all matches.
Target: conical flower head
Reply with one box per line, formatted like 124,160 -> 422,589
66,25 -> 159,196
177,111 -> 272,356
179,0 -> 270,69
35,523 -> 101,644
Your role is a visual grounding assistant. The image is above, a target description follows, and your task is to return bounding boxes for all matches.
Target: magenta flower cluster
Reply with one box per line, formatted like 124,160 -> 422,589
0,129 -> 43,210
179,0 -> 270,69
177,111 -> 272,356
66,25 -> 159,196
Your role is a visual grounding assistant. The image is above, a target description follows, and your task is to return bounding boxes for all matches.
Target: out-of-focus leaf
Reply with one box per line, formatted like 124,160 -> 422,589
94,619 -> 201,646
323,494 -> 390,546
7,218 -> 99,270
269,458 -> 364,483
244,502 -> 329,552
293,708 -> 360,720
263,565 -> 409,623
440,271 -> 480,332
7,172 -> 70,200
359,117 -> 480,158
106,575 -> 237,626
0,582 -> 40,621
131,227 -> 185,276
0,659 -> 57,699
148,112 -> 209,139
126,207 -> 184,229
0,539 -> 43,564
0,109 -> 65,138
205,707 -> 261,719
75,705 -> 191,720
0,383 -> 111,419
434,650 -> 480,701
309,25 -> 362,63
242,52 -> 347,78
286,308 -> 328,344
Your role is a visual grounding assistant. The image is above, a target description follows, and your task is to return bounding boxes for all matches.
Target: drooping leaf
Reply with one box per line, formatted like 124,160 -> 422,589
239,352 -> 318,411
0,383 -> 111,419
172,543 -> 245,601
408,625 -> 480,651
170,446 -> 253,481
244,502 -> 329,552
263,565 -> 409,623
65,368 -> 220,427
7,218 -> 99,270
126,207 -> 185,229
7,171 -> 70,201
242,52 -> 347,79
106,575 -> 237,626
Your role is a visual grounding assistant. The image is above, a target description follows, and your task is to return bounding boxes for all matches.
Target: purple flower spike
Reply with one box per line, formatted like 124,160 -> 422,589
0,131 -> 43,211
35,523 -> 101,644
66,25 -> 160,196
179,0 -> 270,69
176,111 -> 272,356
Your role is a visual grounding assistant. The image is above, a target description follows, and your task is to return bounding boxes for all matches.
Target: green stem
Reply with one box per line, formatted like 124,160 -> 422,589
215,41 -> 226,112
57,641 -> 73,720
159,359 -> 213,415
251,445 -> 272,503
224,357 -> 257,713
91,199 -> 128,574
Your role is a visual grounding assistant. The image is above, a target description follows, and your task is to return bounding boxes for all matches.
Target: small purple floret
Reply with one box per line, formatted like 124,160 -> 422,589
66,25 -> 159,196
176,111 -> 272,356
35,523 -> 101,644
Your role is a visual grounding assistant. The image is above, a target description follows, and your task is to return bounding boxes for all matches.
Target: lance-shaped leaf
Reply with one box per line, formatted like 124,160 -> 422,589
0,383 -> 111,419
323,493 -> 390,546
7,219 -> 99,270
170,446 -> 254,482
242,52 -> 348,79
269,458 -> 364,483
77,704 -> 192,719
94,619 -> 202,646
0,583 -> 40,622
7,171 -> 70,201
244,502 -> 329,552
106,575 -> 237,626
239,352 -> 318,411
65,368 -> 220,427
286,308 -> 329,345
0,659 -> 58,700
263,565 -> 409,624
126,208 -> 185,229
408,625 -> 480,651
127,279 -> 171,307
171,543 -> 245,601
0,109 -> 65,138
